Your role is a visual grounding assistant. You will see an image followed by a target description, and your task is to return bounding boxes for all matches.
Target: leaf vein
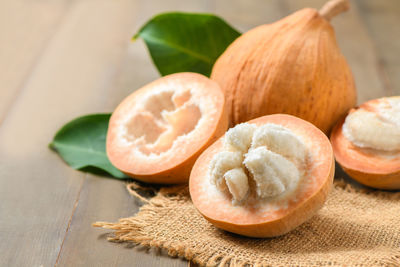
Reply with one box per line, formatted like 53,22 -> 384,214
141,33 -> 213,64
52,142 -> 106,157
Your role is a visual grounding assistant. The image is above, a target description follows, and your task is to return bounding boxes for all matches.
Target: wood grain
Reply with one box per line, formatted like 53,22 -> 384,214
0,0 -> 140,265
0,1 -> 80,266
0,0 -> 398,266
355,0 -> 400,96
214,0 -> 286,31
56,176 -> 186,267
0,0 -> 70,123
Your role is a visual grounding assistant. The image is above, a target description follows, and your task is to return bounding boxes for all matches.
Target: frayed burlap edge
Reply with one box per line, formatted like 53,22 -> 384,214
93,185 -> 200,259
93,181 -> 400,267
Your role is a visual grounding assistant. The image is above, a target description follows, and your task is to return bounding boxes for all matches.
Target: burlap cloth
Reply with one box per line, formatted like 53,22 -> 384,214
93,180 -> 400,266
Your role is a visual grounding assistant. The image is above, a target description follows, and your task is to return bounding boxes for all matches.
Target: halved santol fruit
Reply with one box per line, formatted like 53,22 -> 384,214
190,114 -> 334,237
331,96 -> 400,190
107,72 -> 228,184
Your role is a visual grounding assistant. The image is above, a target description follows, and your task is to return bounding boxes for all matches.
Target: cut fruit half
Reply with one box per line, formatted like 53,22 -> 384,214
107,73 -> 228,184
189,114 -> 334,237
331,96 -> 400,190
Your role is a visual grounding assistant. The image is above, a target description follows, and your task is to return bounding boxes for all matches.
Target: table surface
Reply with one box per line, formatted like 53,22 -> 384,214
1,0 -> 399,266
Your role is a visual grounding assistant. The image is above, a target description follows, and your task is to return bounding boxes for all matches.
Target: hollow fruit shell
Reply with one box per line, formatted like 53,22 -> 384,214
107,72 -> 228,184
189,114 -> 334,237
211,8 -> 356,134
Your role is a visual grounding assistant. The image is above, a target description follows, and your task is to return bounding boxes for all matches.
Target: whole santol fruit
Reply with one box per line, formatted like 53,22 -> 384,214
107,73 -> 228,184
331,96 -> 400,190
211,0 -> 356,134
189,114 -> 334,237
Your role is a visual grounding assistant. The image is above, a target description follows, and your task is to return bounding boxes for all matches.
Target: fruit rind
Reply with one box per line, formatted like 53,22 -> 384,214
331,97 -> 400,190
210,8 -> 356,134
342,97 -> 400,152
190,114 -> 334,237
107,72 -> 228,184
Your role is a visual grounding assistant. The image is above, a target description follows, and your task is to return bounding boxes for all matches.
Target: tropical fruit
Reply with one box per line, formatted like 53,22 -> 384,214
331,96 -> 400,189
190,114 -> 334,237
107,73 -> 228,184
211,0 -> 356,134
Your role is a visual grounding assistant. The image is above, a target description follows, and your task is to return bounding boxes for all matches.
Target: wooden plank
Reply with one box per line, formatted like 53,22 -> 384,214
56,176 -> 187,267
0,0 -> 146,265
355,0 -> 400,95
55,0 -> 213,266
0,0 -> 396,266
0,0 -> 69,123
214,0 -> 286,31
0,1 -> 82,266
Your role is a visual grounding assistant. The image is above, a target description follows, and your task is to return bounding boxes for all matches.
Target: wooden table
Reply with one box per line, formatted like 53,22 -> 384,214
1,0 -> 399,266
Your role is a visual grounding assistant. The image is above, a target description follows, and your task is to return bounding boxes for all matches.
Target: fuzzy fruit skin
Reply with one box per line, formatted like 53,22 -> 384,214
189,114 -> 334,237
107,73 -> 229,184
331,114 -> 400,190
211,8 -> 356,134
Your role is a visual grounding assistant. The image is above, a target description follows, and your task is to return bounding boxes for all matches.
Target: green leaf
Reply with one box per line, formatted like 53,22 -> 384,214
134,12 -> 241,77
49,114 -> 128,179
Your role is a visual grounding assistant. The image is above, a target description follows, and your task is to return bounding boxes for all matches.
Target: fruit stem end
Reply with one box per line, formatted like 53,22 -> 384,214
319,0 -> 350,21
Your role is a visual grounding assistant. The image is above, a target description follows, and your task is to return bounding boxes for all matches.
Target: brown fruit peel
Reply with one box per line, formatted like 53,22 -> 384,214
211,6 -> 356,134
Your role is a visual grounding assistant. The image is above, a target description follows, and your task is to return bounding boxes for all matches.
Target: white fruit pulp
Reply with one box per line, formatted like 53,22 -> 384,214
209,123 -> 308,205
343,97 -> 400,152
115,79 -> 220,165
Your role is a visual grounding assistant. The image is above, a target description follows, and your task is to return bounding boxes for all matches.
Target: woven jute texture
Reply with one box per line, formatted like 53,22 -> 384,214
93,181 -> 400,266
